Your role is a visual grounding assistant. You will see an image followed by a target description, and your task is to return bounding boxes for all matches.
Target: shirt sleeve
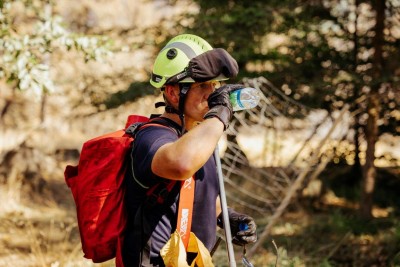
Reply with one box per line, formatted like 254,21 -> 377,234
132,126 -> 179,187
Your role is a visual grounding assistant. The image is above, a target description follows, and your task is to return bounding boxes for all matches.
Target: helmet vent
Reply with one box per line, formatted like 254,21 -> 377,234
166,48 -> 177,59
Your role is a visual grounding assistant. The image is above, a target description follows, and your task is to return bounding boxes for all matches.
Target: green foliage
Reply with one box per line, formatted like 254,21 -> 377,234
273,247 -> 304,267
372,168 -> 400,211
319,258 -> 335,267
394,221 -> 400,240
264,210 -> 400,266
185,0 -> 274,66
179,0 -> 399,134
0,0 -> 112,97
329,210 -> 382,235
322,163 -> 400,212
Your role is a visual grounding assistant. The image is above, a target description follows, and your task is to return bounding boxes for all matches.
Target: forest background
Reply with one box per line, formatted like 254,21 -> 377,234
0,0 -> 399,266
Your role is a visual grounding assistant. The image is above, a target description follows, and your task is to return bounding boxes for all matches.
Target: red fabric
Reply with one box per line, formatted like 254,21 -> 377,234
115,236 -> 124,267
64,115 -> 148,263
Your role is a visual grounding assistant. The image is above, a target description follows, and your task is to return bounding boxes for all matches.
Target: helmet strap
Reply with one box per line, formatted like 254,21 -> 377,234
178,84 -> 191,134
155,84 -> 190,134
155,94 -> 181,115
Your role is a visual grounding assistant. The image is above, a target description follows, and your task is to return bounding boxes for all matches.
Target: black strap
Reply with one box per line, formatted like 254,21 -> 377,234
177,84 -> 191,134
154,101 -> 181,116
146,116 -> 182,137
129,116 -> 183,208
155,102 -> 166,108
126,115 -> 182,266
125,116 -> 182,137
178,84 -> 190,115
136,116 -> 184,208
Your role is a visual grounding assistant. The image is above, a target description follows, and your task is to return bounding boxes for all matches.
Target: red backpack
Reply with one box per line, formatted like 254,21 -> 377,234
64,115 -> 175,265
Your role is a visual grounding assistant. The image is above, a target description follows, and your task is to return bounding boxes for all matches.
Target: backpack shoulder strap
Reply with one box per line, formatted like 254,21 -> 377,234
124,122 -> 145,137
127,115 -> 181,205
146,116 -> 182,137
125,116 -> 181,138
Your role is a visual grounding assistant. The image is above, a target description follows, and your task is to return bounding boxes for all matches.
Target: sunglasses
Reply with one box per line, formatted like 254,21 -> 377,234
190,81 -> 221,91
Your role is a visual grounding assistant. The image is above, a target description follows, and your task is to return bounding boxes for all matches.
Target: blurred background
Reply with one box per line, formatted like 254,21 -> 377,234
0,0 -> 399,266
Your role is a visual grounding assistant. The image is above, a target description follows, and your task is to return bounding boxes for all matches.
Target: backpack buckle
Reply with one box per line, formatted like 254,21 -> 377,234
125,122 -> 144,136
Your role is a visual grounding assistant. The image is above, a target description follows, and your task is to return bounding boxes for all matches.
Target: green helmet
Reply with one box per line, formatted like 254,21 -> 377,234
150,34 -> 213,89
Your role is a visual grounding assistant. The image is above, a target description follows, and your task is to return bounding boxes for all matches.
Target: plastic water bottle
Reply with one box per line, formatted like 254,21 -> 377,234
229,87 -> 261,111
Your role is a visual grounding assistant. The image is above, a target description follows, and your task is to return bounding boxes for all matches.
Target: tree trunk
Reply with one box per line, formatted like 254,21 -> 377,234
351,0 -> 362,181
359,0 -> 385,219
360,97 -> 379,219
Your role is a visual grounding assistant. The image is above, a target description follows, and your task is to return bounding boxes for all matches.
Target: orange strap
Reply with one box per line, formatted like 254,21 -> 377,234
176,176 -> 195,249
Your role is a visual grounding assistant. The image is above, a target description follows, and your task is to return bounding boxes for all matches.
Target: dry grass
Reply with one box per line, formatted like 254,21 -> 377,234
0,151 -> 398,267
0,188 -> 84,266
1,182 -> 399,267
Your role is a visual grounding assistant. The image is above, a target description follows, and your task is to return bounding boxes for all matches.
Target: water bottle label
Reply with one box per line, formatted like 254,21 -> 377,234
229,87 -> 261,111
234,90 -> 244,109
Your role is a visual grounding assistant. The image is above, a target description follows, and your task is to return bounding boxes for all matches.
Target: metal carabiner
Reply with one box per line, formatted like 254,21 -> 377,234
242,245 -> 255,267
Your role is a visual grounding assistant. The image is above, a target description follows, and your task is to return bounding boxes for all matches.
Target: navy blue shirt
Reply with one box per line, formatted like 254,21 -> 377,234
123,118 -> 220,266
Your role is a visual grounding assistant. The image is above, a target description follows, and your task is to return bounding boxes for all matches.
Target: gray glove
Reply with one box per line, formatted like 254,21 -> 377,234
217,208 -> 257,246
203,84 -> 242,130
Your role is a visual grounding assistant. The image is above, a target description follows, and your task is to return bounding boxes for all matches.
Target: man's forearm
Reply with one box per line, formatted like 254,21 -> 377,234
151,118 -> 224,180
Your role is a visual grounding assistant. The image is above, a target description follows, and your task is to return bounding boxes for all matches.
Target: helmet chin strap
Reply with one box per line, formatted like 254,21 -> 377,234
177,84 -> 190,134
155,84 -> 191,134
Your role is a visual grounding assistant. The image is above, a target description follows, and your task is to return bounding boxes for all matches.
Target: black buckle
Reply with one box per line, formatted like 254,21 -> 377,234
125,122 -> 144,136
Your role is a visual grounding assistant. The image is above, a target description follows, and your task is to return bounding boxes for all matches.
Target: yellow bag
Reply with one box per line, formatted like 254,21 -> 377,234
160,230 -> 214,267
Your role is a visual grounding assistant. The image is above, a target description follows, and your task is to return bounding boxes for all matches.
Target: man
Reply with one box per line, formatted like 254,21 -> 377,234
122,34 -> 257,266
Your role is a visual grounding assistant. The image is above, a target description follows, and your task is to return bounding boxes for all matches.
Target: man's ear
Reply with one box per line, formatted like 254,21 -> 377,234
164,84 -> 180,105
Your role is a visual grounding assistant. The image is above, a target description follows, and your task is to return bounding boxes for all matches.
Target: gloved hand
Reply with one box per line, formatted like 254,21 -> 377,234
203,84 -> 243,130
217,208 -> 257,246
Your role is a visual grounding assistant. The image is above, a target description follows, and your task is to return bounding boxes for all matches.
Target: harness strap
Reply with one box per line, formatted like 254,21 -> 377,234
176,176 -> 196,249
